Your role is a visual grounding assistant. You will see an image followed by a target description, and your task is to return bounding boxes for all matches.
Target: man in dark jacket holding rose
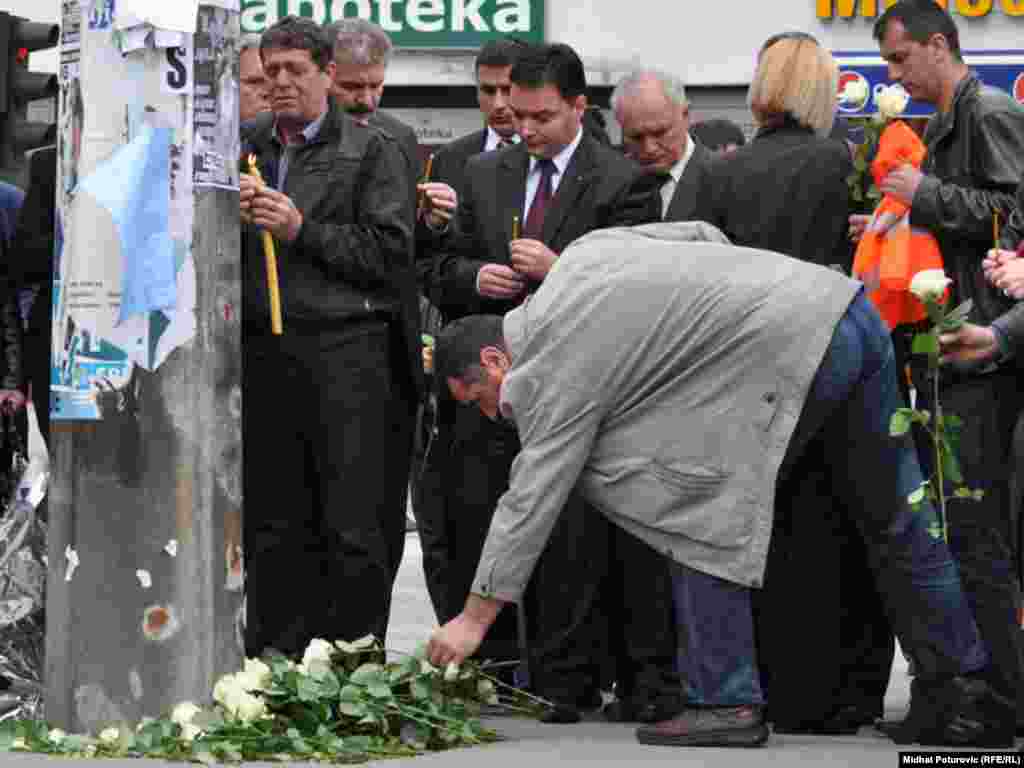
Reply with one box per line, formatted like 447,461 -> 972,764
871,1 -> 1024,740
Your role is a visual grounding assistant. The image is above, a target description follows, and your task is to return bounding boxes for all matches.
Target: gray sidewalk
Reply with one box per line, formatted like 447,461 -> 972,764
3,534 -> 1019,766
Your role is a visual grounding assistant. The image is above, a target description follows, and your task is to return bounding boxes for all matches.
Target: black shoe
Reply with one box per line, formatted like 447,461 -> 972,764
775,703 -> 882,736
540,704 -> 582,724
636,705 -> 770,748
882,676 -> 1014,748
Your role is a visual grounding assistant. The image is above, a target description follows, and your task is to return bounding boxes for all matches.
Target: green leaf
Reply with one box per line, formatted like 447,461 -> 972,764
296,675 -> 322,703
889,408 -> 914,436
940,442 -> 963,485
939,299 -> 973,332
927,522 -> 944,540
350,663 -> 386,685
411,679 -> 431,700
368,682 -> 393,699
911,332 -> 939,357
908,485 -> 927,505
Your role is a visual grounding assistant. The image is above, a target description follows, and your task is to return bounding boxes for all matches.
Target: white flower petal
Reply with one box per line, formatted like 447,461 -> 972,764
136,570 -> 152,589
164,539 -> 178,557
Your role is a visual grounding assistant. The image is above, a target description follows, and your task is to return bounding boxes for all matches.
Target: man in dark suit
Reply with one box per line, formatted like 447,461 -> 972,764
612,69 -> 714,223
436,42 -> 662,723
411,38 -> 522,638
324,18 -> 421,182
240,17 -> 419,656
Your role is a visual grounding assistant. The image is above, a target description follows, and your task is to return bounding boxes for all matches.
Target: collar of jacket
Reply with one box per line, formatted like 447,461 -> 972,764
243,99 -> 353,156
753,113 -> 815,141
926,72 -> 980,147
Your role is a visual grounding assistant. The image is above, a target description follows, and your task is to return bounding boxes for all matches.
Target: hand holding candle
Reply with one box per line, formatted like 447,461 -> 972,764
246,154 -> 284,336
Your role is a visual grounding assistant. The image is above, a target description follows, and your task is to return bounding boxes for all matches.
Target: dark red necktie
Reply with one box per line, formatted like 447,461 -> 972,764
523,158 -> 556,240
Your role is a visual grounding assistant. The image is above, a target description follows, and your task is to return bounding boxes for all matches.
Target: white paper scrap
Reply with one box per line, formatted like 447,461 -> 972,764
114,0 -> 200,35
164,539 -> 178,557
64,545 -> 80,582
136,569 -> 152,588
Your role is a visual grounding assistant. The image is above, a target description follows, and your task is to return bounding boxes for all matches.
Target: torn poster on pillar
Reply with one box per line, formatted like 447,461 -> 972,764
78,123 -> 178,324
53,22 -> 199,421
60,1 -> 82,82
114,0 -> 200,35
193,5 -> 240,190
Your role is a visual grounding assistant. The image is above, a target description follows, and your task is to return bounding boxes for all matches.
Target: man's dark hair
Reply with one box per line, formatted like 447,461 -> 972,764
435,315 -> 506,384
261,15 -> 333,71
475,38 -> 522,74
873,0 -> 961,60
510,43 -> 587,100
691,118 -> 747,151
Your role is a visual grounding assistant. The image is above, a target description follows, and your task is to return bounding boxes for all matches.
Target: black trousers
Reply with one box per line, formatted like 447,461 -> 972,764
914,368 -> 1024,709
603,524 -> 681,702
243,322 -> 414,657
755,438 -> 894,731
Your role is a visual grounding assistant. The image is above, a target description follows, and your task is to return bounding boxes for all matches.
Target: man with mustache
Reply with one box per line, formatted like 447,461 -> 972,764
239,16 -> 421,656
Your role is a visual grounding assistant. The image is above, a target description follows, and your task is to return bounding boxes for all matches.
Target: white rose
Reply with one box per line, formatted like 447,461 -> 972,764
180,723 -> 203,743
48,728 -> 67,744
841,79 -> 869,105
98,727 -> 121,744
11,737 -> 27,750
213,673 -> 240,708
877,85 -> 909,120
335,634 -> 377,654
171,701 -> 202,727
237,658 -> 272,692
233,690 -> 268,724
301,638 -> 334,669
444,662 -> 460,682
910,269 -> 952,302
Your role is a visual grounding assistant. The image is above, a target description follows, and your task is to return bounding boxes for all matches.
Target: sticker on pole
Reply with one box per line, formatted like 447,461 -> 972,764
161,39 -> 195,96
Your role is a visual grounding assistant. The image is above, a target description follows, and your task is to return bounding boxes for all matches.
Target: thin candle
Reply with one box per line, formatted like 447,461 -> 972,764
247,154 -> 283,336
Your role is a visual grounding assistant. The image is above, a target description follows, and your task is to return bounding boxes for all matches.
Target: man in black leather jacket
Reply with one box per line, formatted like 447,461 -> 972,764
240,16 -> 419,656
873,1 -> 1024,745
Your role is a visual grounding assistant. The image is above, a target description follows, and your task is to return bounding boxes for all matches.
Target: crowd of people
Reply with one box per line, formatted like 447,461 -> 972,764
3,0 -> 1024,752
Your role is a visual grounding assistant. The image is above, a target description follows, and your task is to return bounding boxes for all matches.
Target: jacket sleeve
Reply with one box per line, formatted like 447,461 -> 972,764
471,376 -> 604,603
911,110 -> 1024,244
991,303 -> 1024,360
294,134 -> 414,290
603,168 -> 663,228
434,165 -> 489,314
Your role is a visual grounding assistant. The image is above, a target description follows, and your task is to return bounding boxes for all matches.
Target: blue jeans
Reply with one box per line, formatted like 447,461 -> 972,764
674,292 -> 988,706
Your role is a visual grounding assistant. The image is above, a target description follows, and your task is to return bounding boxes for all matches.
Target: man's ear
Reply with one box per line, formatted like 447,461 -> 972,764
480,346 -> 509,372
571,94 -> 587,117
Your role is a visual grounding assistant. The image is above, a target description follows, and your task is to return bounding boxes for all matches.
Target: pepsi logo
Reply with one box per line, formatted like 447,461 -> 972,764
1014,73 -> 1024,105
838,71 -> 871,113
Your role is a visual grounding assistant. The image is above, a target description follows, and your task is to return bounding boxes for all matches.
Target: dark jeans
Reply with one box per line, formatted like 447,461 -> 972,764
673,292 -> 987,705
244,322 -> 414,656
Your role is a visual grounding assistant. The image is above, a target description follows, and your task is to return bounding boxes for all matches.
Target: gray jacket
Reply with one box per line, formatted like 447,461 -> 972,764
473,223 -> 860,600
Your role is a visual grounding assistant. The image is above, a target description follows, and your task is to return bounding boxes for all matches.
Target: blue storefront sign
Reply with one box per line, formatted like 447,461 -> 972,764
834,50 -> 1024,118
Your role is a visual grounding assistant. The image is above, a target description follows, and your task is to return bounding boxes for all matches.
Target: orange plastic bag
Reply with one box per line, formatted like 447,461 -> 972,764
852,121 -> 945,330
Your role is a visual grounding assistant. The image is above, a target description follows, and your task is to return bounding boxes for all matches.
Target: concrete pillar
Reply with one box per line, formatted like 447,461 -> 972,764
45,2 -> 243,732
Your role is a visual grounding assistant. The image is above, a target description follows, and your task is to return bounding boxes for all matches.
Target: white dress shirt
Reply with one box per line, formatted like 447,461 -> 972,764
484,125 -> 520,152
522,126 -> 584,220
660,134 -> 695,219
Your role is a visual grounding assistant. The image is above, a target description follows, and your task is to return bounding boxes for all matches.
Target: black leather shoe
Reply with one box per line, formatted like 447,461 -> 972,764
881,676 -> 1014,748
539,689 -> 602,725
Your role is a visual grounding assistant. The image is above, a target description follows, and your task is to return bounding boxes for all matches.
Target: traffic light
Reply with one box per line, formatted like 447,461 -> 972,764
0,11 -> 59,176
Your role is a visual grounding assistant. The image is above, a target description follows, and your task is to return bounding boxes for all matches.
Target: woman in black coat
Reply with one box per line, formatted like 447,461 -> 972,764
703,32 -> 895,735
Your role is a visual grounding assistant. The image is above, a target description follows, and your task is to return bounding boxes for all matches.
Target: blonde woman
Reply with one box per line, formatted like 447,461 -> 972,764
704,32 -> 896,737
